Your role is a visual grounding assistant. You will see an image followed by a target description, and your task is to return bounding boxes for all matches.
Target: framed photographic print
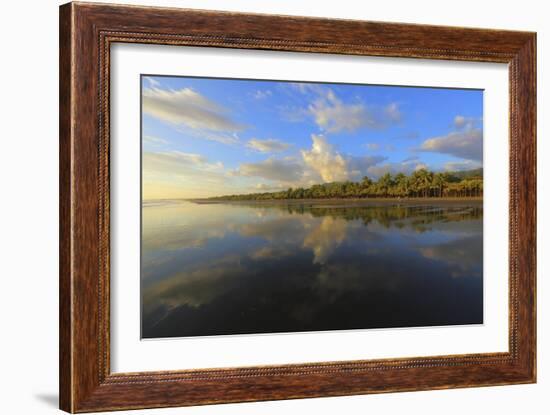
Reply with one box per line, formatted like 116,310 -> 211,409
59,2 -> 536,412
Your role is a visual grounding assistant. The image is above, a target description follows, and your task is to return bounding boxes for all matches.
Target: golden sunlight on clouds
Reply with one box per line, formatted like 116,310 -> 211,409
303,216 -> 347,264
143,151 -> 232,199
301,134 -> 348,182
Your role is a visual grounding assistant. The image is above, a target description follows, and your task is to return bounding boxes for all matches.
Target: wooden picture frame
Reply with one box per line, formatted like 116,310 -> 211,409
59,2 -> 536,412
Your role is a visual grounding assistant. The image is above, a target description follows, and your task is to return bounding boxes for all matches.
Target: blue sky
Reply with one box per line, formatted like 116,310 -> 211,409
142,75 -> 482,199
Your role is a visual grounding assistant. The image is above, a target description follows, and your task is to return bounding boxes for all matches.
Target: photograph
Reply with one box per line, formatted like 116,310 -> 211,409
140,75 -> 484,338
2,0 -> 541,413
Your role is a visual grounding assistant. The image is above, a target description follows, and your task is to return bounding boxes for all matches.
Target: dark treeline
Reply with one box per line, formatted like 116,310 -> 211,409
260,204 -> 483,232
208,168 -> 483,201
285,204 -> 482,228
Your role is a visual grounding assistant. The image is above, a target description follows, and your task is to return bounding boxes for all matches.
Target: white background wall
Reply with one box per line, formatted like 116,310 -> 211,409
0,0 -> 546,414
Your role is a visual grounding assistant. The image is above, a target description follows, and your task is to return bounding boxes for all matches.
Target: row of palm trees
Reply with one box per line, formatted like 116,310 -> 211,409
208,168 -> 483,201
280,204 -> 483,230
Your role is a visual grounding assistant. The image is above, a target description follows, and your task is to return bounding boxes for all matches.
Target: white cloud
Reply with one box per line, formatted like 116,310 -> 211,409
193,131 -> 242,145
239,135 -> 390,186
301,134 -> 348,182
142,255 -> 245,310
288,82 -> 324,96
142,86 -> 245,144
235,158 -> 304,183
143,135 -> 168,145
307,88 -> 401,133
385,102 -> 402,123
279,105 -> 309,123
365,143 -> 380,151
347,155 -> 388,180
454,115 -> 467,128
419,235 -> 482,278
309,90 -> 374,133
143,76 -> 161,88
454,115 -> 479,130
303,216 -> 347,264
246,138 -> 291,153
143,151 -> 224,174
252,89 -> 272,99
366,158 -> 428,178
420,128 -> 482,161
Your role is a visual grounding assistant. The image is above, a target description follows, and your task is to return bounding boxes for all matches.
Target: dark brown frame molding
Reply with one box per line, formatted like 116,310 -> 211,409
59,2 -> 536,412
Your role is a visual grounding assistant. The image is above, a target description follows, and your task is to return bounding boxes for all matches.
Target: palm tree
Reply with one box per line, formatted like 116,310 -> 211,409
414,169 -> 433,197
394,173 -> 408,197
432,173 -> 446,197
207,168 -> 483,201
377,173 -> 394,197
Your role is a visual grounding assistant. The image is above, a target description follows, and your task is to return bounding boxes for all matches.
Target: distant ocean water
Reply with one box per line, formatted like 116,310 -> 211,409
142,199 -> 186,208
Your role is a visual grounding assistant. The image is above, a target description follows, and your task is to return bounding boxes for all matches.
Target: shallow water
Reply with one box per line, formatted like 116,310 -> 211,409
141,200 -> 483,338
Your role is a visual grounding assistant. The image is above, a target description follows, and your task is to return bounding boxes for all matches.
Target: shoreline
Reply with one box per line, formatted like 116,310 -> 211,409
189,197 -> 482,206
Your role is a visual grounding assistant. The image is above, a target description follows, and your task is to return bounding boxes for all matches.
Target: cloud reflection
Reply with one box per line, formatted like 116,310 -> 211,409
141,201 -> 483,337
303,216 -> 347,264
